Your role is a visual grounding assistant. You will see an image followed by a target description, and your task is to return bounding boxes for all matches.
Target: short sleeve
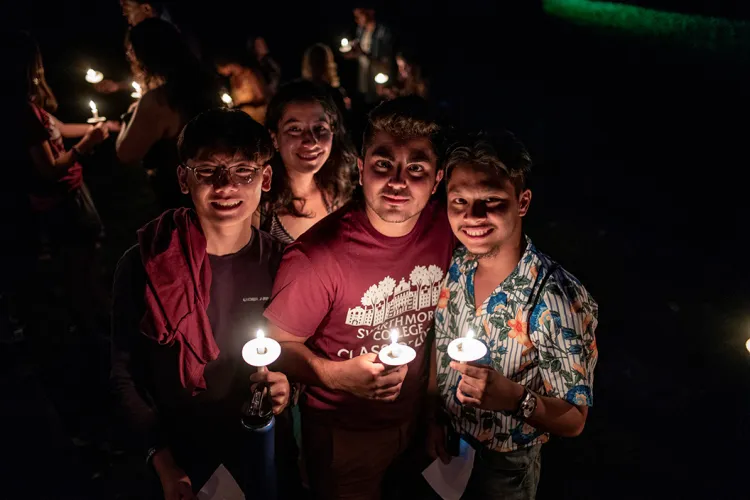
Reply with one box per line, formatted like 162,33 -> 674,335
529,271 -> 598,407
263,246 -> 334,338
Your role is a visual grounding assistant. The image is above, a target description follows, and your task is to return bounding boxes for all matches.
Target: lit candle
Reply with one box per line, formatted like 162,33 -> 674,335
746,338 -> 750,353
339,38 -> 352,53
85,68 -> 104,84
448,328 -> 487,363
242,328 -> 280,368
87,100 -> 106,124
378,328 -> 416,366
131,81 -> 142,99
390,329 -> 402,357
374,73 -> 389,84
221,93 -> 233,107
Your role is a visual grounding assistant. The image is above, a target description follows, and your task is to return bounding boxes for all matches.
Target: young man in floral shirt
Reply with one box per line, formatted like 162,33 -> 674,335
427,131 -> 599,499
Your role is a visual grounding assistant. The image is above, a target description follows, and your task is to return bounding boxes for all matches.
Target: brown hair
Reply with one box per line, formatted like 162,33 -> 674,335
3,31 -> 58,112
302,43 -> 340,88
265,80 -> 356,218
444,131 -> 532,194
361,95 -> 441,160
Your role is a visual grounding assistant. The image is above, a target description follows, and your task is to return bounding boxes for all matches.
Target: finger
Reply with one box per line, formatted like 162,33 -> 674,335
249,370 -> 269,384
373,381 -> 402,399
456,389 -> 482,408
458,380 -> 482,400
268,381 -> 288,398
264,371 -> 288,384
450,362 -> 489,380
272,396 -> 289,415
457,374 -> 483,393
375,370 -> 406,390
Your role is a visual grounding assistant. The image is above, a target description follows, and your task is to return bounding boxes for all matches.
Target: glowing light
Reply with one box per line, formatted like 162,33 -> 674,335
89,100 -> 97,113
221,93 -> 233,106
86,100 -> 105,124
466,329 -> 475,340
257,329 -> 265,340
746,338 -> 750,353
85,68 -> 103,84
341,38 -> 349,47
374,73 -> 389,84
242,329 -> 280,367
339,38 -> 352,53
131,81 -> 142,99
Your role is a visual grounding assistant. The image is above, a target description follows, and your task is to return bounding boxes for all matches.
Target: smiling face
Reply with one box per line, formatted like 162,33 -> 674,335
272,101 -> 333,176
447,163 -> 531,258
359,131 -> 443,232
178,148 -> 271,227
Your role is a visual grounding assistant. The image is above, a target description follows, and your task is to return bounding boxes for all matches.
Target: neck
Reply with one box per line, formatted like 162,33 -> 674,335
287,170 -> 319,198
364,203 -> 420,238
475,234 -> 525,281
202,219 -> 253,256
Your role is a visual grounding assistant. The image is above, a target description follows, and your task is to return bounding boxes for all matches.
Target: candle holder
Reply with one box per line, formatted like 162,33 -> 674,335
241,329 -> 281,369
447,329 -> 487,363
85,69 -> 103,84
87,100 -> 106,124
378,329 -> 416,367
339,38 -> 352,53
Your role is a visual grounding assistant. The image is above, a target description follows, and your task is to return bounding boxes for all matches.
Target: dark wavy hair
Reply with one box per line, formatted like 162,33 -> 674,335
127,18 -> 219,121
2,30 -> 58,112
265,80 -> 356,218
444,130 -> 532,194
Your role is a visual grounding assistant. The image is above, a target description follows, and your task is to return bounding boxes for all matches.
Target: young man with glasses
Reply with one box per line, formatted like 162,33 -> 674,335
111,109 -> 297,498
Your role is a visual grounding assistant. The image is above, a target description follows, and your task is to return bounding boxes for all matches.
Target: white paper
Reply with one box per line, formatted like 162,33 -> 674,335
422,438 -> 475,500
197,464 -> 245,500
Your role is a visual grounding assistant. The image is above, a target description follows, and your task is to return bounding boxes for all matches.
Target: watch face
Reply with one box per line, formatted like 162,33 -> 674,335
522,392 -> 537,418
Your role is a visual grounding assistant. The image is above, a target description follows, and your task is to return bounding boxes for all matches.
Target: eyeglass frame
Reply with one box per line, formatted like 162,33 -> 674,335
181,162 -> 265,186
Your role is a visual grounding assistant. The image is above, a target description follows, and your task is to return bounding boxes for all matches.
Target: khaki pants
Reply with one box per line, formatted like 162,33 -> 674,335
302,416 -> 414,500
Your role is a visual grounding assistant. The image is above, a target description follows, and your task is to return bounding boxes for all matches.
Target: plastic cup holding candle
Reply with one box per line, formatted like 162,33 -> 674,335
131,81 -> 142,99
374,73 -> 390,84
447,329 -> 488,363
87,100 -> 106,124
378,329 -> 416,367
339,37 -> 352,53
85,68 -> 104,84
221,92 -> 234,108
242,329 -> 281,369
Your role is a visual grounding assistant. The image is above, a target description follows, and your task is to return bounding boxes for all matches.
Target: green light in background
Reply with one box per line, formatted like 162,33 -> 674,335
543,0 -> 750,53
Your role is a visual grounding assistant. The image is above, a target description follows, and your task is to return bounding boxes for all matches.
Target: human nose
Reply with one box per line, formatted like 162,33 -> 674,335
387,165 -> 407,189
465,200 -> 487,221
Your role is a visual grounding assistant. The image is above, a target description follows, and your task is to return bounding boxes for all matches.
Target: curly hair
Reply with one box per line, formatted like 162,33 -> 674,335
302,43 -> 340,88
265,80 -> 356,218
361,95 -> 442,162
444,130 -> 532,194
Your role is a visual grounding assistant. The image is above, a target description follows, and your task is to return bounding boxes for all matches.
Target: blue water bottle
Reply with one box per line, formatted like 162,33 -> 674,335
241,367 -> 277,500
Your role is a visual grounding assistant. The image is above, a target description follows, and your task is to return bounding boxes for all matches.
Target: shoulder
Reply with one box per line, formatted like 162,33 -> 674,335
256,228 -> 286,257
419,199 -> 454,241
294,201 -> 357,256
114,245 -> 144,280
534,254 -> 598,333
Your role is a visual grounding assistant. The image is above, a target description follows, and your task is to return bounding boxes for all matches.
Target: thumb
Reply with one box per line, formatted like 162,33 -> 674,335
361,352 -> 379,363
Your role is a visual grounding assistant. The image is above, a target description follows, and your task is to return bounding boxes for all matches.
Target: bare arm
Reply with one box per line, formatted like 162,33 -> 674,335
116,91 -> 168,164
267,324 -> 338,389
28,123 -> 107,182
49,114 -> 91,139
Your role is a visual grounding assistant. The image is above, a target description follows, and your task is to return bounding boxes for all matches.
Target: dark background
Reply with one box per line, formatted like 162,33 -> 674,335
2,1 -> 749,498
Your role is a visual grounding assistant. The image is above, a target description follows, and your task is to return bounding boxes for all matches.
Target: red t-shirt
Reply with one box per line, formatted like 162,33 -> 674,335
26,103 -> 84,211
264,199 -> 454,430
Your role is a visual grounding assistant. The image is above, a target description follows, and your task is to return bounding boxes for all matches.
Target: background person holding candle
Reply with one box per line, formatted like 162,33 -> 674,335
343,6 -> 394,106
264,96 -> 455,499
428,131 -> 598,499
256,80 -> 356,244
116,18 -> 220,211
111,109 -> 298,499
3,29 -> 116,445
301,43 -> 351,117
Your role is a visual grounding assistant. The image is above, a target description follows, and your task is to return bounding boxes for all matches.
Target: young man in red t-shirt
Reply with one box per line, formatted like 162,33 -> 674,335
264,96 -> 455,499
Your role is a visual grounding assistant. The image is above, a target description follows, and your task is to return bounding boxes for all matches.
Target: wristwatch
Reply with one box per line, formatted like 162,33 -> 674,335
515,387 -> 538,420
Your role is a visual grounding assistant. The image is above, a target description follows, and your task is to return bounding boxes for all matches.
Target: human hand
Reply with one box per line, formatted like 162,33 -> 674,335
254,37 -> 270,59
94,79 -> 121,94
250,368 -> 290,415
79,122 -> 109,152
152,449 -> 196,500
105,120 -> 121,133
329,353 -> 408,401
427,420 -> 451,464
450,362 -> 524,412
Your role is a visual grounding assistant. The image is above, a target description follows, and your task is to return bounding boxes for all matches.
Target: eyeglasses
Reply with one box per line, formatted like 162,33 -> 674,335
184,163 -> 261,185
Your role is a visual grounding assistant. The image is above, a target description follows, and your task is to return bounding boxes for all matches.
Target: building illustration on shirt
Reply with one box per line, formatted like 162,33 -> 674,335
345,265 -> 444,326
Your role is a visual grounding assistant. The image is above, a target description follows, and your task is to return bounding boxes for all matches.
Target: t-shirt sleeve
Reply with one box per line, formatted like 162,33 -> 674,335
529,271 -> 599,407
263,246 -> 334,338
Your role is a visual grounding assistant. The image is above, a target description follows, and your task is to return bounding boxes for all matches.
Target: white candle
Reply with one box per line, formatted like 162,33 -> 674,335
221,93 -> 233,107
448,328 -> 487,363
89,100 -> 99,120
374,73 -> 389,84
339,38 -> 352,53
256,329 -> 267,355
242,328 -> 281,368
85,68 -> 103,84
746,338 -> 750,353
390,329 -> 401,357
341,38 -> 349,47
131,81 -> 142,99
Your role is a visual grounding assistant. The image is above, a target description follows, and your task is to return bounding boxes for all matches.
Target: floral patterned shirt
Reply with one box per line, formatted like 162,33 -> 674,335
435,237 -> 599,452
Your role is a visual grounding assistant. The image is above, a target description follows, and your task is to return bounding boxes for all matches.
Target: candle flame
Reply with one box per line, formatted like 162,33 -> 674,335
466,329 -> 474,339
89,100 -> 97,112
374,73 -> 389,84
85,69 -> 103,83
221,93 -> 233,105
746,338 -> 750,353
132,81 -> 141,92
341,38 -> 349,47
390,329 -> 399,345
256,329 -> 265,340
87,69 -> 95,77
